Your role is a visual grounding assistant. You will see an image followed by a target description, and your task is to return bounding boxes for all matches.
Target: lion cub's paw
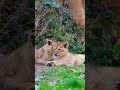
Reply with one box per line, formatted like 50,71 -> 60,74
47,62 -> 55,67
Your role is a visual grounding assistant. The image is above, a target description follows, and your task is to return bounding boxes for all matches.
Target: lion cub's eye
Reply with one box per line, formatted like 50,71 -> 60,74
58,49 -> 61,50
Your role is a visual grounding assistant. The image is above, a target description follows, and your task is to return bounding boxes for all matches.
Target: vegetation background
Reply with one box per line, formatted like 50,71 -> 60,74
86,0 -> 120,66
0,0 -> 34,54
35,0 -> 85,54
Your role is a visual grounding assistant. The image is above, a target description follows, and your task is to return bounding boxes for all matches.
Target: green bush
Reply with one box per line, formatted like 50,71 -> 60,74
0,0 -> 34,54
35,0 -> 85,54
86,0 -> 120,66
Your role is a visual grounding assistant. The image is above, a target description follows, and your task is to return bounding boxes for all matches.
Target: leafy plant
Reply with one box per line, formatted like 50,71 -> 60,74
86,0 -> 120,66
35,0 -> 85,54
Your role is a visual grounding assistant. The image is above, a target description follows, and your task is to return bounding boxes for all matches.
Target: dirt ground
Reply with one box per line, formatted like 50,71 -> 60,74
35,64 -> 53,85
35,64 -> 52,74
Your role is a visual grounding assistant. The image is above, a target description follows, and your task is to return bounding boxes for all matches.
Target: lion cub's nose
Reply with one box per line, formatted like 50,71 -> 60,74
55,54 -> 58,56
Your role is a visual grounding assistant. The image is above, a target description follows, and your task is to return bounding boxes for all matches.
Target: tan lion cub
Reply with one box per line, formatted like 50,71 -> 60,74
35,39 -> 54,65
35,40 -> 85,67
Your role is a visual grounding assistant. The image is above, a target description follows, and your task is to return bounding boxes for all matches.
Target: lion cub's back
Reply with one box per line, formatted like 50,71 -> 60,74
72,54 -> 85,66
35,44 -> 52,62
35,45 -> 45,60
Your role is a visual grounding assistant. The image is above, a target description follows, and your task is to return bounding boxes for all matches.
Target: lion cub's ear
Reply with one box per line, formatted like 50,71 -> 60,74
63,42 -> 69,49
46,39 -> 53,46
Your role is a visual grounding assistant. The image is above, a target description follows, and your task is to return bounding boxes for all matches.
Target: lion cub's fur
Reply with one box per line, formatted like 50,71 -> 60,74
35,40 -> 53,65
35,40 -> 85,67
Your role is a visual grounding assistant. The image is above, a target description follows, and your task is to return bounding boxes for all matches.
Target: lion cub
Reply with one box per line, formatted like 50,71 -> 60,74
35,40 -> 54,65
35,40 -> 85,67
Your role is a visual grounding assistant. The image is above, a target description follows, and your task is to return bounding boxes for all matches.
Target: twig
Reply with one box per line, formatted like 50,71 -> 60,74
86,13 -> 101,36
35,17 -> 55,39
0,0 -> 28,35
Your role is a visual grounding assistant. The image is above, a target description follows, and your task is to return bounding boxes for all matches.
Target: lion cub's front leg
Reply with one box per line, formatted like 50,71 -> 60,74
36,59 -> 54,66
50,60 -> 74,67
52,60 -> 62,66
46,60 -> 62,67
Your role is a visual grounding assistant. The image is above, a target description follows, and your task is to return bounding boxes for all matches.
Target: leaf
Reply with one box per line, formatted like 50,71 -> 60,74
49,81 -> 56,86
70,69 -> 78,73
43,0 -> 52,5
51,2 -> 62,9
53,11 -> 58,16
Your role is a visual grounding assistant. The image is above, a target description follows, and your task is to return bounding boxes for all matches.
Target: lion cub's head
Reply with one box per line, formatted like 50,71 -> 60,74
47,39 -> 69,59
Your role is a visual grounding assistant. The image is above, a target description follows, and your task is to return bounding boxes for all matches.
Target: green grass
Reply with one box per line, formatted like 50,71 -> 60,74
38,66 -> 85,90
